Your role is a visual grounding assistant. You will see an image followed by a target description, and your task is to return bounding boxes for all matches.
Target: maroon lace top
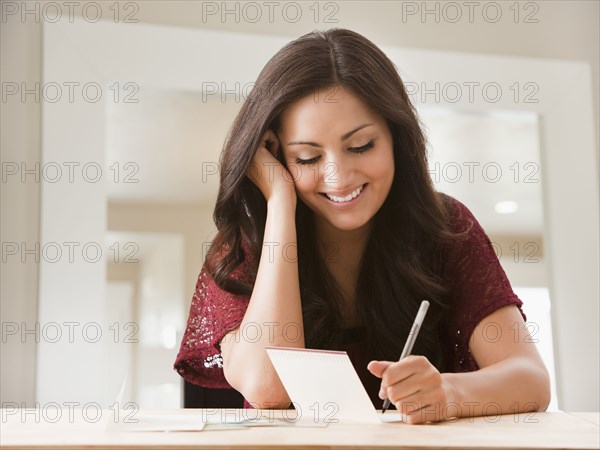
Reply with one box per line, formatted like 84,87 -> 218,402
174,195 -> 526,409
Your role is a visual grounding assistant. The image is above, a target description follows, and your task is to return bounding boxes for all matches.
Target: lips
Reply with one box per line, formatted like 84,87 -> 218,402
320,183 -> 367,203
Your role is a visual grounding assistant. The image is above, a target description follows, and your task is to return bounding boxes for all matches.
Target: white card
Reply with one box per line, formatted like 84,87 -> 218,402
265,347 -> 403,424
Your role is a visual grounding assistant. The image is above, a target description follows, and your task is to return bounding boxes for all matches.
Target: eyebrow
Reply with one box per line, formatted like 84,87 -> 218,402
286,123 -> 374,148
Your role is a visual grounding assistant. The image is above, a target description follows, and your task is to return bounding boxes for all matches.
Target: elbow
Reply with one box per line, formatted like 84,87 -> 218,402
235,372 -> 291,409
538,373 -> 552,412
531,361 -> 552,412
244,383 -> 291,409
223,363 -> 290,409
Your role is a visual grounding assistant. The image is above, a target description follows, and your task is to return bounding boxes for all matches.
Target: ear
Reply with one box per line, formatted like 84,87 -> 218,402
367,360 -> 393,378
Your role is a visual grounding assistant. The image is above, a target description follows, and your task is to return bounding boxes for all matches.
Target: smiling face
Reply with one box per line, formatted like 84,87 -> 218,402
278,85 -> 395,236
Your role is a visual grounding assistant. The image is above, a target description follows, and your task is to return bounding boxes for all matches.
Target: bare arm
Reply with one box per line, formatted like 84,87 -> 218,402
369,305 -> 550,423
441,305 -> 551,418
220,133 -> 304,409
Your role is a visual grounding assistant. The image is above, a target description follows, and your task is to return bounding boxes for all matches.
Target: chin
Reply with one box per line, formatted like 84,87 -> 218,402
322,214 -> 372,232
300,196 -> 373,231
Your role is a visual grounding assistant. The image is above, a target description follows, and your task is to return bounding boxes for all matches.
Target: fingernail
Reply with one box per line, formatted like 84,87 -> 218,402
378,389 -> 385,399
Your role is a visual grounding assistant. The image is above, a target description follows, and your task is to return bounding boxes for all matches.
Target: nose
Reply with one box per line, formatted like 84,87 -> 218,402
321,153 -> 357,190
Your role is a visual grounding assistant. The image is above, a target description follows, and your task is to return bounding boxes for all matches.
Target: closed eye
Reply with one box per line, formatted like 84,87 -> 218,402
348,140 -> 375,153
295,156 -> 320,165
295,140 -> 375,165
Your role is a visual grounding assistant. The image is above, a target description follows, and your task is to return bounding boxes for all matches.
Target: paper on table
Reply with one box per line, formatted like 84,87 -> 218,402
265,347 -> 403,424
202,410 -> 328,428
106,376 -> 206,432
110,412 -> 206,432
105,375 -> 325,432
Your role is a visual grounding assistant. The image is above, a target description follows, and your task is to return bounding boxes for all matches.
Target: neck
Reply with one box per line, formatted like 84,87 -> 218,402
314,217 -> 373,269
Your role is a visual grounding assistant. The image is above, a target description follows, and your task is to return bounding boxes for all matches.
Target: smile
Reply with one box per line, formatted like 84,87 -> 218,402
320,183 -> 367,204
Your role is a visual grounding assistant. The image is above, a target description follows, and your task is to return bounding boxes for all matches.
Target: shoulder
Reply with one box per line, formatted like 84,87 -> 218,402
437,193 -> 498,269
204,234 -> 256,292
438,192 -> 476,236
230,235 -> 260,290
225,237 -> 255,284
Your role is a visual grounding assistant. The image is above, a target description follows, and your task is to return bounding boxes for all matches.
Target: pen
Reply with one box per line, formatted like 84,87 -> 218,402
381,300 -> 430,414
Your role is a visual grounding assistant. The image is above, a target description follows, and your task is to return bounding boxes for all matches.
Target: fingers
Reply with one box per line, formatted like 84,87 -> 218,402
261,129 -> 280,158
249,130 -> 281,182
393,390 -> 448,424
369,356 -> 450,425
246,129 -> 295,203
372,355 -> 438,401
368,359 -> 415,400
377,356 -> 423,391
246,149 -> 266,184
384,375 -> 422,402
367,360 -> 392,377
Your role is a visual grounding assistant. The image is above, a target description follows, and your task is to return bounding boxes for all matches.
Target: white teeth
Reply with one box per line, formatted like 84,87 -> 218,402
325,184 -> 364,203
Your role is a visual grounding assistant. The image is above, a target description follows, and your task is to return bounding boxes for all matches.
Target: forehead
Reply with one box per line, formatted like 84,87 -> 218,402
279,86 -> 382,137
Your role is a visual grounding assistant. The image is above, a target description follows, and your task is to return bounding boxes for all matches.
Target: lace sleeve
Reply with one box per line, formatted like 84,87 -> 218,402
173,259 -> 252,388
443,196 -> 527,372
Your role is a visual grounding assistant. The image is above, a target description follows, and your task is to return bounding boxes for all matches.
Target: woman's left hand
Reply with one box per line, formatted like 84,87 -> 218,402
367,356 -> 457,424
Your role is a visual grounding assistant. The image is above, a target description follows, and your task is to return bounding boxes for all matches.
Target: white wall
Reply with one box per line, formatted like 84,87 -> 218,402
35,17 -> 109,405
0,16 -> 42,406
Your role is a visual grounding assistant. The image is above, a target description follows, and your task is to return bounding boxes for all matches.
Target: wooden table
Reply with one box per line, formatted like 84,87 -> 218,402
1,408 -> 598,449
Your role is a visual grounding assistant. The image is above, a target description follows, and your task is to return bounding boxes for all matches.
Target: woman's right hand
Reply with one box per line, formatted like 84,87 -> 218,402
246,129 -> 297,205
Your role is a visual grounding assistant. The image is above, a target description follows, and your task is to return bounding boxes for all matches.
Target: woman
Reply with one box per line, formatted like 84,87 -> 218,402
174,28 -> 550,424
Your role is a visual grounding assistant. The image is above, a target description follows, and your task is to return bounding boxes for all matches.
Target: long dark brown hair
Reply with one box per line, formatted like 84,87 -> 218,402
205,28 -> 465,371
